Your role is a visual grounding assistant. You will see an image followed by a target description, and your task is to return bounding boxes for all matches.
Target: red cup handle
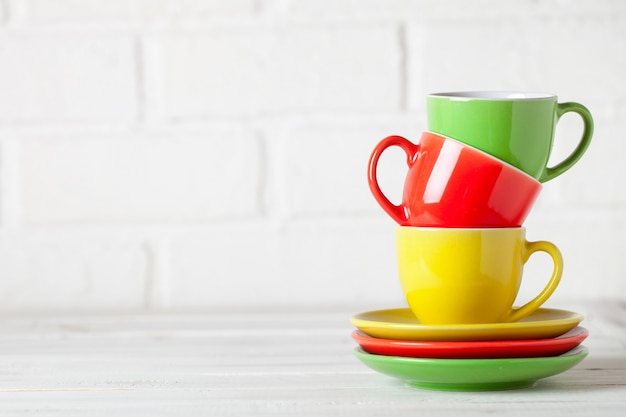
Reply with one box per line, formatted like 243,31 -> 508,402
367,135 -> 420,224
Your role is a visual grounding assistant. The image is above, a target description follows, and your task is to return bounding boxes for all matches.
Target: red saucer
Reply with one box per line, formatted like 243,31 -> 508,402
351,326 -> 588,359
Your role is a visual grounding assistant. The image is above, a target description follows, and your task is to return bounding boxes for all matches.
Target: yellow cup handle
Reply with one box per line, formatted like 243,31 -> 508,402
506,240 -> 563,322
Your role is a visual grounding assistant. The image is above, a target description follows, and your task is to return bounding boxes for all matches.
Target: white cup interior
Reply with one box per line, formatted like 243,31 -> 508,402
428,91 -> 554,100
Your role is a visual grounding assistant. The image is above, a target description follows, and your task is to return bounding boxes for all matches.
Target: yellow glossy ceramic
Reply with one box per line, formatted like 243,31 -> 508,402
350,308 -> 583,341
396,227 -> 562,325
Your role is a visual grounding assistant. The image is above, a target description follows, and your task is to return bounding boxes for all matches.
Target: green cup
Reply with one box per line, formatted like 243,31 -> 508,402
427,92 -> 594,183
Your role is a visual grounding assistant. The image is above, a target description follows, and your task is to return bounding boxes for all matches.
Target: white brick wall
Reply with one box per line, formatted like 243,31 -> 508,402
0,234 -> 147,312
0,34 -> 137,124
0,0 -> 624,314
19,129 -> 261,223
147,23 -> 401,119
23,0 -> 257,22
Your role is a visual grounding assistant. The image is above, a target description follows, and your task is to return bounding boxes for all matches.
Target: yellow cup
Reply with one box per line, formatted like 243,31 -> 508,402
396,227 -> 562,325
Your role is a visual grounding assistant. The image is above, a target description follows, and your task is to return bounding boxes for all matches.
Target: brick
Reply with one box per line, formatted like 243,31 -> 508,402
165,220 -> 403,310
0,236 -> 147,312
165,211 -> 626,310
408,12 -> 626,112
24,0 -> 256,22
148,23 -> 401,119
279,120 -> 425,216
287,0 -> 624,20
414,0 -> 625,21
523,17 -> 626,110
19,130 -> 262,223
0,34 -> 137,124
407,21 -> 534,111
286,0 -> 423,19
544,110 -> 626,207
521,208 -> 626,303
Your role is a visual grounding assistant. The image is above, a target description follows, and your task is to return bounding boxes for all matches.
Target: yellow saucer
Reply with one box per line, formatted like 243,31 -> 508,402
350,308 -> 583,341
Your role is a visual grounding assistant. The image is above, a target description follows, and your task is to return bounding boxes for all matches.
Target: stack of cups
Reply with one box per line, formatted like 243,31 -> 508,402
352,92 -> 594,390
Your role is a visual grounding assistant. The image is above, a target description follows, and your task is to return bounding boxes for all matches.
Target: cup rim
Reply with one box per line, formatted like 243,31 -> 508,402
397,226 -> 527,232
422,131 -> 542,185
427,91 -> 556,100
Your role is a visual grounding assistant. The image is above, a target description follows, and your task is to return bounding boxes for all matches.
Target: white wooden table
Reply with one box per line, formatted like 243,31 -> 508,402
0,301 -> 624,416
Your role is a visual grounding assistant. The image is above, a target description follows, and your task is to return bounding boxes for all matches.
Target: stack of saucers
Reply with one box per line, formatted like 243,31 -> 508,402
349,307 -> 588,391
354,91 -> 594,391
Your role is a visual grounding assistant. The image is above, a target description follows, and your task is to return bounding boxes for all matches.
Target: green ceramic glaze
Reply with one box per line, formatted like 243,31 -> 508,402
354,345 -> 589,391
427,92 -> 594,183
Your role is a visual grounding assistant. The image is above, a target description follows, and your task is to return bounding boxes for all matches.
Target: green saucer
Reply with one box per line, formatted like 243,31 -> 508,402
354,345 -> 588,391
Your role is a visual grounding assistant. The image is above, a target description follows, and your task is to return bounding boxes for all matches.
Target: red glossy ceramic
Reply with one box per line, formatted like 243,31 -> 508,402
351,327 -> 589,359
368,131 -> 542,227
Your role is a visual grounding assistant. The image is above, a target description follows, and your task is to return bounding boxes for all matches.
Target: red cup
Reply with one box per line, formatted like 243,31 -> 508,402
368,131 -> 542,227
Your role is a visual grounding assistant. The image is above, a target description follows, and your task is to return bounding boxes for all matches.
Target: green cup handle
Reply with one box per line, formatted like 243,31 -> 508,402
506,240 -> 563,323
540,102 -> 594,182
